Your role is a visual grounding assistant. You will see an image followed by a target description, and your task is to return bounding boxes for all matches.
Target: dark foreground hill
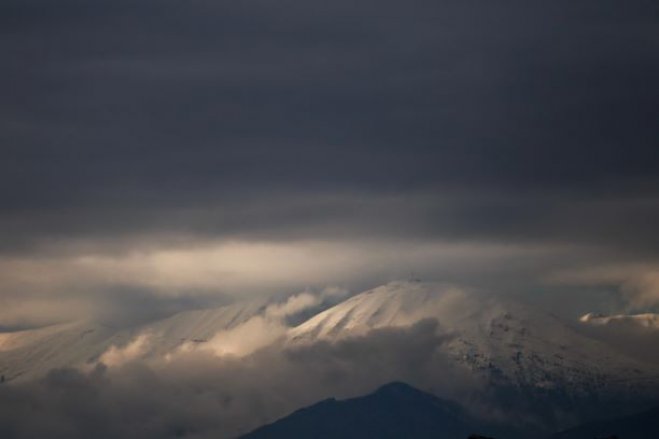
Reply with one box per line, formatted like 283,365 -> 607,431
550,405 -> 659,439
240,382 -> 502,439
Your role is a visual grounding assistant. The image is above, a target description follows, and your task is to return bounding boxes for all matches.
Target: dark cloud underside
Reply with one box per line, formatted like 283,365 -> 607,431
1,1 -> 659,324
2,1 -> 658,228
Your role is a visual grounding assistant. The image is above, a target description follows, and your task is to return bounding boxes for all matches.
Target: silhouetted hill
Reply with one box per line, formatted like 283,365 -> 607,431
550,405 -> 659,439
240,382 -> 500,439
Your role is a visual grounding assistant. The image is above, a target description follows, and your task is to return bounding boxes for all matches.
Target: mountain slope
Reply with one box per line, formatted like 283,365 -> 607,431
0,299 -> 268,382
2,279 -> 659,406
287,281 -> 659,433
241,382 -> 499,439
0,320 -> 115,382
550,405 -> 659,439
289,281 -> 658,393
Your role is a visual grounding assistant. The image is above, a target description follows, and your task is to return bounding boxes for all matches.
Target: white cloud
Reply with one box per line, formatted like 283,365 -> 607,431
178,290 -> 342,358
97,333 -> 153,368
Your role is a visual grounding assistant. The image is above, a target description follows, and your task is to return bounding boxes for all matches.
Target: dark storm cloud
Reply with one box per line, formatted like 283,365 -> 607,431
1,0 -> 659,332
1,0 -> 658,253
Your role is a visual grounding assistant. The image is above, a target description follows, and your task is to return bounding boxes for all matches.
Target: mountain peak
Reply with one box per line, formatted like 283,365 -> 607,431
375,380 -> 421,393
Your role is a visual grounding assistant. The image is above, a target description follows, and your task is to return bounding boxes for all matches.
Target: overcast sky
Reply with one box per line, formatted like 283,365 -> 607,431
2,0 -> 659,328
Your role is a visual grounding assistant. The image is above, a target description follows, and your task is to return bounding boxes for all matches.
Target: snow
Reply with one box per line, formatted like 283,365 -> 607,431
580,312 -> 659,329
1,280 -> 658,396
288,281 -> 659,393
0,299 -> 267,382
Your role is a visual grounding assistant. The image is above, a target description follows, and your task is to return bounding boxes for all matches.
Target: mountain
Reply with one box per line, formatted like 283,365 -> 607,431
287,281 -> 659,431
2,281 -> 659,437
241,382 -> 500,439
0,320 -> 116,382
289,281 -> 657,394
576,311 -> 659,367
550,405 -> 659,439
2,280 -> 658,422
0,299 -> 268,382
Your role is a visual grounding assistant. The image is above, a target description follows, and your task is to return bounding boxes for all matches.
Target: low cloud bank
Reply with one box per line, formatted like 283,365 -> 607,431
0,239 -> 563,329
0,320 -> 479,439
1,313 -> 655,438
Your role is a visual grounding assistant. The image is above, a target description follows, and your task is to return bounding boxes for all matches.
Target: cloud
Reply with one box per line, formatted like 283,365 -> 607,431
97,334 -> 152,368
1,310 -> 654,438
0,238 -> 568,328
176,288 -> 347,358
1,1 -> 659,433
84,289 -> 347,364
580,312 -> 659,329
197,316 -> 286,357
4,0 -> 659,326
174,291 -> 324,358
550,264 -> 659,309
557,264 -> 659,364
1,0 -> 658,262
0,320 -> 477,439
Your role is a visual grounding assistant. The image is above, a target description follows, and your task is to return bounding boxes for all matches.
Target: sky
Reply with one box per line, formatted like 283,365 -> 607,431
2,0 -> 659,329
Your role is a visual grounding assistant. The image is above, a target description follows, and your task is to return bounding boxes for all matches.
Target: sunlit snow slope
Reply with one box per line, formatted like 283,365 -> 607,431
580,312 -> 659,329
1,281 -> 658,396
0,299 -> 267,382
289,281 -> 659,393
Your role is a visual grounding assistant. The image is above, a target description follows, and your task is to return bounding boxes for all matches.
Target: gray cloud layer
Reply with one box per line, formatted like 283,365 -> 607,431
1,0 -> 659,323
2,0 -> 658,244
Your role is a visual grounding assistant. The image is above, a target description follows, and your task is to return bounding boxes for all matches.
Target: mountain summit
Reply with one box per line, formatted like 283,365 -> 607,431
288,282 -> 657,394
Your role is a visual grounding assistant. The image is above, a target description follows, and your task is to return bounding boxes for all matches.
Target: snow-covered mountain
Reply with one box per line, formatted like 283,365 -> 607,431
0,320 -> 116,382
289,282 -> 659,395
0,299 -> 268,382
1,280 -> 658,401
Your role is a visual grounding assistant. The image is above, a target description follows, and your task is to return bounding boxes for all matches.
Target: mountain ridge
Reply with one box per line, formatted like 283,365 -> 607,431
288,282 -> 658,393
1,281 -> 658,400
240,381 -> 504,439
